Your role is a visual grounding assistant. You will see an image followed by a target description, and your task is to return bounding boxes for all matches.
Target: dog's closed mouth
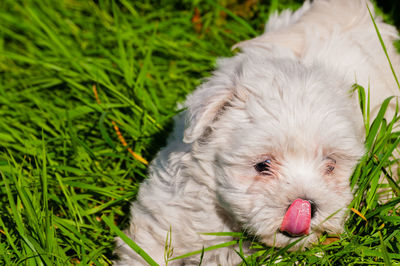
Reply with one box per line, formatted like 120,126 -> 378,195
280,230 -> 304,238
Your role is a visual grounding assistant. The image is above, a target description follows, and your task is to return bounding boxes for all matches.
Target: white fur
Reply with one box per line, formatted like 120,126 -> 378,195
114,0 -> 400,265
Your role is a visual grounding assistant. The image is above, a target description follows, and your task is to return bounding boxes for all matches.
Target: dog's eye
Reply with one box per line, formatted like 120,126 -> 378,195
254,159 -> 272,174
325,158 -> 336,174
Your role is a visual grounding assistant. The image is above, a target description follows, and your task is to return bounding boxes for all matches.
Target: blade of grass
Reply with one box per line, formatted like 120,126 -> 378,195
169,240 -> 238,262
367,4 -> 400,90
102,215 -> 159,266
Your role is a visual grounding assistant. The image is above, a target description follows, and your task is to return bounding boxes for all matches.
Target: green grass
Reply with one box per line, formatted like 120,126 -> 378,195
0,0 -> 399,265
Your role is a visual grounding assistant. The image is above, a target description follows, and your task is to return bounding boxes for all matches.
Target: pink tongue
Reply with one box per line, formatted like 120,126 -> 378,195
280,198 -> 311,236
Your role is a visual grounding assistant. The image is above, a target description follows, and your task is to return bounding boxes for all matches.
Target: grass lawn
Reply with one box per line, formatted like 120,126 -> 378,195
0,0 -> 399,265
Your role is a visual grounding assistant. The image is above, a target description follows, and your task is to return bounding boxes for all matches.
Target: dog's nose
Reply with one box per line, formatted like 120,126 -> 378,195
308,200 -> 316,218
280,198 -> 316,237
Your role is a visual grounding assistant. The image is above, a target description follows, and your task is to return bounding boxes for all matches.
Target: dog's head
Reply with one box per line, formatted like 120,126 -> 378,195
184,48 -> 364,248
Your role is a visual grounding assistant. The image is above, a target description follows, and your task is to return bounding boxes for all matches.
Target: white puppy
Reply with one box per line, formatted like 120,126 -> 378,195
114,0 -> 400,265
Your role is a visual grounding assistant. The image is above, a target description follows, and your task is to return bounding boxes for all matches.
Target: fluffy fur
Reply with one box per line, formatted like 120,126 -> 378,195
114,0 -> 400,265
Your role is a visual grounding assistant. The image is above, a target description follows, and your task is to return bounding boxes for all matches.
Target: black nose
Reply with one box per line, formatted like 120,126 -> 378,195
308,200 -> 317,218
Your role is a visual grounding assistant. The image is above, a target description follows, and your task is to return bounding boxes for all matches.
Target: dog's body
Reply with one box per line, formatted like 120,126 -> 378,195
115,0 -> 400,265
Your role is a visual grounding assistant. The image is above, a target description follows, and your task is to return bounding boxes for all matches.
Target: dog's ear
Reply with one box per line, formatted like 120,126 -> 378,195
183,78 -> 234,144
183,56 -> 251,144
